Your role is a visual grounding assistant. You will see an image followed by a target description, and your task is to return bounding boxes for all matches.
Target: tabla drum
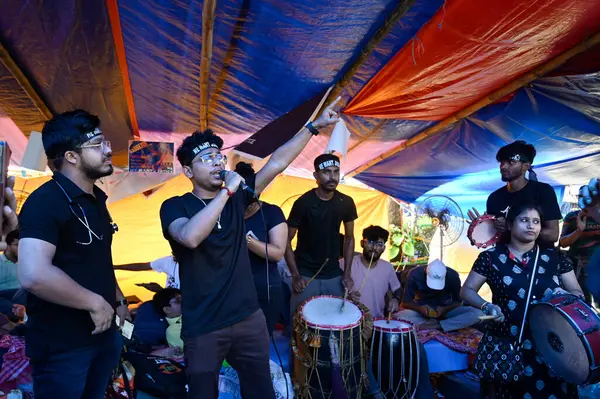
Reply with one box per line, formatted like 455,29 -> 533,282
370,319 -> 420,399
528,294 -> 600,385
467,214 -> 500,249
292,295 -> 370,399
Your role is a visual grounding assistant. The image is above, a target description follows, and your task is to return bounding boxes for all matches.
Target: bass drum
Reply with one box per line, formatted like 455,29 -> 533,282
528,294 -> 600,385
370,318 -> 420,399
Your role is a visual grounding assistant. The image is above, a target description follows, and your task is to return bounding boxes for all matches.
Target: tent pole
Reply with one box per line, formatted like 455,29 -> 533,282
107,0 -> 140,139
200,0 -> 218,131
321,0 -> 416,111
0,38 -> 53,121
345,30 -> 600,179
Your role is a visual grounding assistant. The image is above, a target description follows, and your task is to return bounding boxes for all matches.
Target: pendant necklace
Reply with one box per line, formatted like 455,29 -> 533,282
191,192 -> 221,230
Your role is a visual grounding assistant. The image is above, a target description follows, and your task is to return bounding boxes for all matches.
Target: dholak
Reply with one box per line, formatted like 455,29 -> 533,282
467,214 -> 500,249
528,294 -> 600,385
292,296 -> 368,399
370,319 -> 420,399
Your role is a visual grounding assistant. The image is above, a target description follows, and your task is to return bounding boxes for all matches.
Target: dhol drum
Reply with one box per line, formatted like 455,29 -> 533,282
528,294 -> 600,385
370,319 -> 420,399
292,295 -> 372,399
467,214 -> 500,249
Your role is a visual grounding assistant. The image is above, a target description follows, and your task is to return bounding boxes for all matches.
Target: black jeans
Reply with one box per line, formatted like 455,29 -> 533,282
30,330 -> 121,399
184,310 -> 275,399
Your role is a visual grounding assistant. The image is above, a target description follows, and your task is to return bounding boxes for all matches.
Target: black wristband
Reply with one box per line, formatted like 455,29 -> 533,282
116,299 -> 128,307
305,122 -> 320,136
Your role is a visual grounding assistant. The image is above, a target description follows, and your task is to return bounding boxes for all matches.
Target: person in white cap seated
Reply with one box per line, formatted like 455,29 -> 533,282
397,260 -> 483,331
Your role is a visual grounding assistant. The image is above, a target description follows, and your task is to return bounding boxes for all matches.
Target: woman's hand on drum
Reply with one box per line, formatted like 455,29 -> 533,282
553,287 -> 570,296
292,274 -> 308,293
484,303 -> 505,322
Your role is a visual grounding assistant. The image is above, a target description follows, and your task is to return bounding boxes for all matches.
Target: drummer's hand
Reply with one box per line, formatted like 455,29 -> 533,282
553,287 -> 569,296
348,291 -> 361,302
493,217 -> 506,233
485,304 -> 505,322
342,274 -> 354,293
467,208 -> 481,224
388,298 -> 400,314
579,177 -> 599,209
422,305 -> 439,319
292,274 -> 308,293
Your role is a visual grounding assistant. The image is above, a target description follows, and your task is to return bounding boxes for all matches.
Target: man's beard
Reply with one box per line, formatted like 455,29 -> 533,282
81,157 -> 113,179
363,249 -> 380,263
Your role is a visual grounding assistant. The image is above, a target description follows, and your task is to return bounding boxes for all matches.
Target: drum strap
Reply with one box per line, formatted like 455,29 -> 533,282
518,246 -> 540,345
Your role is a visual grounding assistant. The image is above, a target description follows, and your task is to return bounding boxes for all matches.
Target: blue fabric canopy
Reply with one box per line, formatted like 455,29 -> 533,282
356,73 -> 600,208
0,0 -> 598,206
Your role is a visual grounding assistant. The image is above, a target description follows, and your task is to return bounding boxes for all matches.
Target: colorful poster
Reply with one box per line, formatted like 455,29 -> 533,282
128,141 -> 174,173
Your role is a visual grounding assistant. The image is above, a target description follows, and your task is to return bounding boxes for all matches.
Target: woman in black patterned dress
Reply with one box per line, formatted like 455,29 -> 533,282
461,203 -> 584,399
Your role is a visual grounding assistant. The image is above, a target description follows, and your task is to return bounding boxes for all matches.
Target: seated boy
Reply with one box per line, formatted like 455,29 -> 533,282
152,288 -> 182,349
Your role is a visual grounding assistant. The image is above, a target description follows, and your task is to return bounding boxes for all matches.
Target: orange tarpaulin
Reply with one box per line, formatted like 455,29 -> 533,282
344,0 -> 600,121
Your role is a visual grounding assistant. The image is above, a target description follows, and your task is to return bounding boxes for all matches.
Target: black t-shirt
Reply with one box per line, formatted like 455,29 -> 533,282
402,265 -> 462,307
245,202 -> 286,300
287,189 -> 358,278
159,176 -> 259,338
19,172 -> 117,358
486,180 -> 562,221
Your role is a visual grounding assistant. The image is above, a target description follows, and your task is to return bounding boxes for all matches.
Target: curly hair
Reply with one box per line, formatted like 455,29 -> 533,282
176,129 -> 224,166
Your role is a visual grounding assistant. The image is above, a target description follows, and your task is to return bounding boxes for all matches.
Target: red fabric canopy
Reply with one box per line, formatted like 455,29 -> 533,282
344,0 -> 600,121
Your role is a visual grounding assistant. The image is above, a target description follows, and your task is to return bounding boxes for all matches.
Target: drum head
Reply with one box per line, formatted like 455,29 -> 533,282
301,296 -> 362,329
373,318 -> 414,333
529,304 -> 590,384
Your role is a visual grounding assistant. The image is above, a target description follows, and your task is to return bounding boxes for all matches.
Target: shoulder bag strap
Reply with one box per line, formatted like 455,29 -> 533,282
517,246 -> 540,345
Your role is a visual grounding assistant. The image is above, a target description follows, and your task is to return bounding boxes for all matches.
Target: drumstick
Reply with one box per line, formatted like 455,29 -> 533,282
387,311 -> 392,324
305,258 -> 329,287
358,253 -> 375,294
340,288 -> 349,312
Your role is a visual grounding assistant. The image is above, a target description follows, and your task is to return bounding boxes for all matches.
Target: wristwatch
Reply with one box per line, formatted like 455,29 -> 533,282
305,122 -> 320,136
116,299 -> 128,307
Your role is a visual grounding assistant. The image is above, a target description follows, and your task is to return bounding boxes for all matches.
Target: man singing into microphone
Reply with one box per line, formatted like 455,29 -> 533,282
159,99 -> 340,398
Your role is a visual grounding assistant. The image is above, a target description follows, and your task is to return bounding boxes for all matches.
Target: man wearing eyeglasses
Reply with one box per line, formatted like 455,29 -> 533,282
18,110 -> 129,399
340,225 -> 434,399
160,98 -> 341,398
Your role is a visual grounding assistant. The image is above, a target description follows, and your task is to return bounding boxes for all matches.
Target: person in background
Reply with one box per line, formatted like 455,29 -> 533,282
0,230 -> 24,318
398,260 -> 483,331
461,203 -> 583,398
468,140 -> 562,245
341,225 -> 435,398
559,185 -> 600,307
285,153 -> 358,314
152,288 -> 183,349
236,161 -> 287,333
18,110 -> 129,399
579,177 -> 600,302
114,254 -> 179,290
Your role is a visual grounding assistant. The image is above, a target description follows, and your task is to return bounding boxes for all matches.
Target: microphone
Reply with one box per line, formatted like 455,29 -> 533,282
219,170 -> 255,194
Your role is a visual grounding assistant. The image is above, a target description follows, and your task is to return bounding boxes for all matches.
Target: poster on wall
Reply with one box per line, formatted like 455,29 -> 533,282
128,141 -> 175,173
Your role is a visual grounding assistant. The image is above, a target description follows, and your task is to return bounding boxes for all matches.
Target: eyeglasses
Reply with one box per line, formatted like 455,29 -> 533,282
365,240 -> 385,249
194,153 -> 227,165
79,140 -> 111,152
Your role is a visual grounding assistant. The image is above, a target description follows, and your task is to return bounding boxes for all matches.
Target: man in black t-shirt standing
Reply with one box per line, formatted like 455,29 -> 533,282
468,140 -> 562,244
159,100 -> 340,399
18,110 -> 129,399
285,153 -> 358,313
